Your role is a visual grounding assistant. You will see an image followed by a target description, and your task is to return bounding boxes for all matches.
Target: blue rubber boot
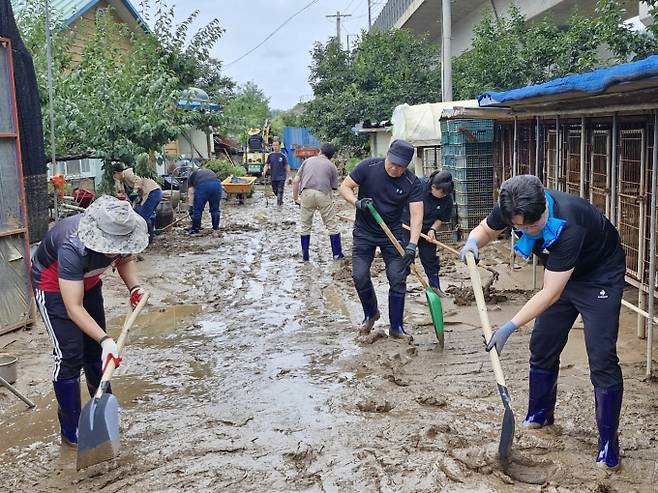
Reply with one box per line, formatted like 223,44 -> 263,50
357,285 -> 380,333
83,361 -> 112,398
523,366 -> 558,429
388,291 -> 408,339
329,233 -> 344,260
595,386 -> 623,470
301,235 -> 310,261
53,378 -> 81,447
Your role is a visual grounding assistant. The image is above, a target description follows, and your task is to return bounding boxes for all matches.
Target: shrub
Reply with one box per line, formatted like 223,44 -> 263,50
204,159 -> 247,181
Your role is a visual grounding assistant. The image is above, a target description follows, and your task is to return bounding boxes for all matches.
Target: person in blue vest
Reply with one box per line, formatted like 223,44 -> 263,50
263,141 -> 291,206
339,139 -> 424,338
402,169 -> 454,295
459,175 -> 626,470
187,166 -> 221,235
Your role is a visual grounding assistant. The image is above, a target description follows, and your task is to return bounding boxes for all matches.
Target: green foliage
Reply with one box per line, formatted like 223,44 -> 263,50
271,104 -> 305,136
453,0 -> 658,100
345,157 -> 360,174
303,30 -> 441,155
220,81 -> 271,141
203,160 -> 246,181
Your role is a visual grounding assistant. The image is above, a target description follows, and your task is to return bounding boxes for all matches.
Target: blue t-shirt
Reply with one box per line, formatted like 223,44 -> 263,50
266,152 -> 288,181
349,157 -> 424,237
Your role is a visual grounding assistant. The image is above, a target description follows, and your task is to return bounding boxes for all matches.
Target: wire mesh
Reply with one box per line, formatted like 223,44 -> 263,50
517,126 -> 532,176
545,130 -> 558,189
566,130 -> 582,196
422,146 -> 440,177
642,125 -> 657,288
590,129 -> 610,216
618,129 -> 645,279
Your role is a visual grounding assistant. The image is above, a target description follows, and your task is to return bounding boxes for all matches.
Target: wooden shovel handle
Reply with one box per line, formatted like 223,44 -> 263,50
401,223 -> 461,256
465,254 -> 507,387
364,205 -> 430,289
94,293 -> 150,399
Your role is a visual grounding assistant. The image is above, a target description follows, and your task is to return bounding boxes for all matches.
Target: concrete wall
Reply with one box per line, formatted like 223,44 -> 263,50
374,0 -> 640,56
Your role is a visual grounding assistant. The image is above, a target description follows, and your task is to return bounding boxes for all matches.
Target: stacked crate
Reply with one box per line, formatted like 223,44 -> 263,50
440,120 -> 495,235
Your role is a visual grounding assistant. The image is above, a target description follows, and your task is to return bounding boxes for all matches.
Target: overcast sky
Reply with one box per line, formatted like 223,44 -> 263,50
171,1 -> 384,110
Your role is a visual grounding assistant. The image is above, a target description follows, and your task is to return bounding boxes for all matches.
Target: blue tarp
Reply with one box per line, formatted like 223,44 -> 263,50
478,55 -> 658,107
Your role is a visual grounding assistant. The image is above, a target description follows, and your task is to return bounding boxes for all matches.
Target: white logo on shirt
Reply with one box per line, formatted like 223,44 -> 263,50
396,188 -> 403,195
597,289 -> 608,299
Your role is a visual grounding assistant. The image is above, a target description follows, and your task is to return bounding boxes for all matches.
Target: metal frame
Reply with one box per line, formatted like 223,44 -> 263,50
0,37 -> 35,333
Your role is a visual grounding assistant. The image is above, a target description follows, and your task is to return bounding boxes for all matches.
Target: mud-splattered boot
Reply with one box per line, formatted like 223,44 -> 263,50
301,234 -> 310,261
523,366 -> 558,429
329,233 -> 344,260
595,386 -> 623,471
427,273 -> 449,298
53,378 -> 81,447
357,285 -> 380,334
388,292 -> 409,339
83,361 -> 112,398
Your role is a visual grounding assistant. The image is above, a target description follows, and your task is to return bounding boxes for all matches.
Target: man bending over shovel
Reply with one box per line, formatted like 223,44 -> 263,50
339,139 -> 424,338
459,175 -> 626,471
31,195 -> 149,447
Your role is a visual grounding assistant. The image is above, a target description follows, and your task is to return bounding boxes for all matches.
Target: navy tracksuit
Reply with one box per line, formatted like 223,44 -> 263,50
192,179 -> 221,231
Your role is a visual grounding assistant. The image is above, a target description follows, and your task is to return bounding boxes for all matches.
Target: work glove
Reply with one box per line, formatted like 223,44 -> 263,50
100,336 -> 122,373
187,205 -> 193,218
459,238 -> 480,264
129,285 -> 144,309
428,228 -> 437,241
354,197 -> 374,211
485,320 -> 518,355
128,191 -> 140,204
403,242 -> 417,268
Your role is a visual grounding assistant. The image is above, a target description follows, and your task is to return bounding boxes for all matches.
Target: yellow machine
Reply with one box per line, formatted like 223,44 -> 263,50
243,120 -> 271,176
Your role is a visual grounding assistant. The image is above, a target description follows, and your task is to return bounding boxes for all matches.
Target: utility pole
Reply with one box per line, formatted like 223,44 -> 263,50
441,0 -> 453,102
368,0 -> 372,29
326,11 -> 351,49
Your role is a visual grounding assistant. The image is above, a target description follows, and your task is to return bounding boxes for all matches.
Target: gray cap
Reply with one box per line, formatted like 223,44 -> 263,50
387,139 -> 415,167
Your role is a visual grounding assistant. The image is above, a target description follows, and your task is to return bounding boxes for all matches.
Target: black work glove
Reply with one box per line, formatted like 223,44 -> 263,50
403,242 -> 417,268
354,198 -> 374,211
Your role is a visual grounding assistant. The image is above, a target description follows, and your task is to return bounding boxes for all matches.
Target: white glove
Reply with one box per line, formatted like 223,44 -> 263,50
100,336 -> 122,373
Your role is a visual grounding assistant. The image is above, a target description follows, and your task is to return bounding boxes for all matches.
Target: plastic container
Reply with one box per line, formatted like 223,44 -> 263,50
155,199 -> 174,229
0,353 -> 18,384
442,143 -> 494,157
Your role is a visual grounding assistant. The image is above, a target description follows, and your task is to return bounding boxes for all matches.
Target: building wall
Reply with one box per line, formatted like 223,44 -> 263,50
177,128 -> 212,160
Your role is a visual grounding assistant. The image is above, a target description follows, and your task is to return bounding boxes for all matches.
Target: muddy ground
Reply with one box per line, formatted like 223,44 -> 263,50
1,185 -> 657,492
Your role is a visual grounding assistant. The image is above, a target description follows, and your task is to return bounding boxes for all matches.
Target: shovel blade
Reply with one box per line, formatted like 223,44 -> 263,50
424,287 -> 444,348
76,393 -> 120,470
497,383 -> 515,464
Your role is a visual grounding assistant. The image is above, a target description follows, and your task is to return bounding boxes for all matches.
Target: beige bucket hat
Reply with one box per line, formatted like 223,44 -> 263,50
78,195 -> 148,254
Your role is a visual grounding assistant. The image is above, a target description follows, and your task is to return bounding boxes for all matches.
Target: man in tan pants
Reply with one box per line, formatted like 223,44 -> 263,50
292,143 -> 343,261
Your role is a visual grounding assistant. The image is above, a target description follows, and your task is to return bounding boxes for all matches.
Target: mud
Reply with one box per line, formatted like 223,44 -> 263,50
1,186 -> 657,492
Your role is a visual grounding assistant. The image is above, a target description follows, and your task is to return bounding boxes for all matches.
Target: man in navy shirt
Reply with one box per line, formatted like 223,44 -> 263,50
459,175 -> 626,470
263,141 -> 291,206
187,166 -> 221,234
339,139 -> 424,338
402,169 -> 454,295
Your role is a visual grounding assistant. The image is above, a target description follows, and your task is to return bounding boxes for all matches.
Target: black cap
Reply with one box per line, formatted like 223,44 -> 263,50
387,139 -> 414,167
111,161 -> 126,173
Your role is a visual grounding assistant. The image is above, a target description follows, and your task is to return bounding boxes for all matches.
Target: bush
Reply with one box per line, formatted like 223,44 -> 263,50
345,157 -> 361,174
204,159 -> 247,181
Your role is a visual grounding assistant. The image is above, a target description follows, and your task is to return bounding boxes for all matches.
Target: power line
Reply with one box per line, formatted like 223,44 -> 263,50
224,0 -> 320,69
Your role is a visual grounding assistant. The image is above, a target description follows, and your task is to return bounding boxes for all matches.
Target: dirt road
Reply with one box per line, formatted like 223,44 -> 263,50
1,187 -> 657,492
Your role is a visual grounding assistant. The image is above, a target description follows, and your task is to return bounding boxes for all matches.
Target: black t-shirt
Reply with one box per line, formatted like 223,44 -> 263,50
188,168 -> 217,188
402,177 -> 453,232
485,190 -> 625,280
349,157 -> 424,237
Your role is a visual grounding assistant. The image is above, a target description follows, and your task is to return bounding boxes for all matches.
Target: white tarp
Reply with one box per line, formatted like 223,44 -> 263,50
390,100 -> 479,147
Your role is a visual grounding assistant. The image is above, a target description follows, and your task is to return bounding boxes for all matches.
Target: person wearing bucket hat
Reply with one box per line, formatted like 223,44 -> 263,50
339,139 -> 424,338
31,195 -> 149,447
112,161 -> 162,245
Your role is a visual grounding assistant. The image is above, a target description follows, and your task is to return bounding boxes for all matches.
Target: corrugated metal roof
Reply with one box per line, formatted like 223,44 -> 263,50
11,0 -> 145,28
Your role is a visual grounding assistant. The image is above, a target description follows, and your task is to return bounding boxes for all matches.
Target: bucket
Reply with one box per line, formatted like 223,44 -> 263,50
0,354 -> 18,384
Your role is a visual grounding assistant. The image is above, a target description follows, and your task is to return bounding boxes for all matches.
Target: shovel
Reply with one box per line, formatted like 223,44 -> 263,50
76,293 -> 150,470
465,252 -> 514,465
365,203 -> 445,347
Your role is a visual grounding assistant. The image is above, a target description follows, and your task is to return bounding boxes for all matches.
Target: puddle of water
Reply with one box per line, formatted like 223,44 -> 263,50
107,304 -> 203,339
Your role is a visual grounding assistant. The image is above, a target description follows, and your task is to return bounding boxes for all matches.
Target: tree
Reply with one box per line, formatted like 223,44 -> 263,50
304,30 -> 442,155
220,81 -> 271,142
452,0 -> 658,100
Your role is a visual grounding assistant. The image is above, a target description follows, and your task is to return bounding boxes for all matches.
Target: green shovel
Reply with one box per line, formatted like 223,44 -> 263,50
366,203 -> 445,347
